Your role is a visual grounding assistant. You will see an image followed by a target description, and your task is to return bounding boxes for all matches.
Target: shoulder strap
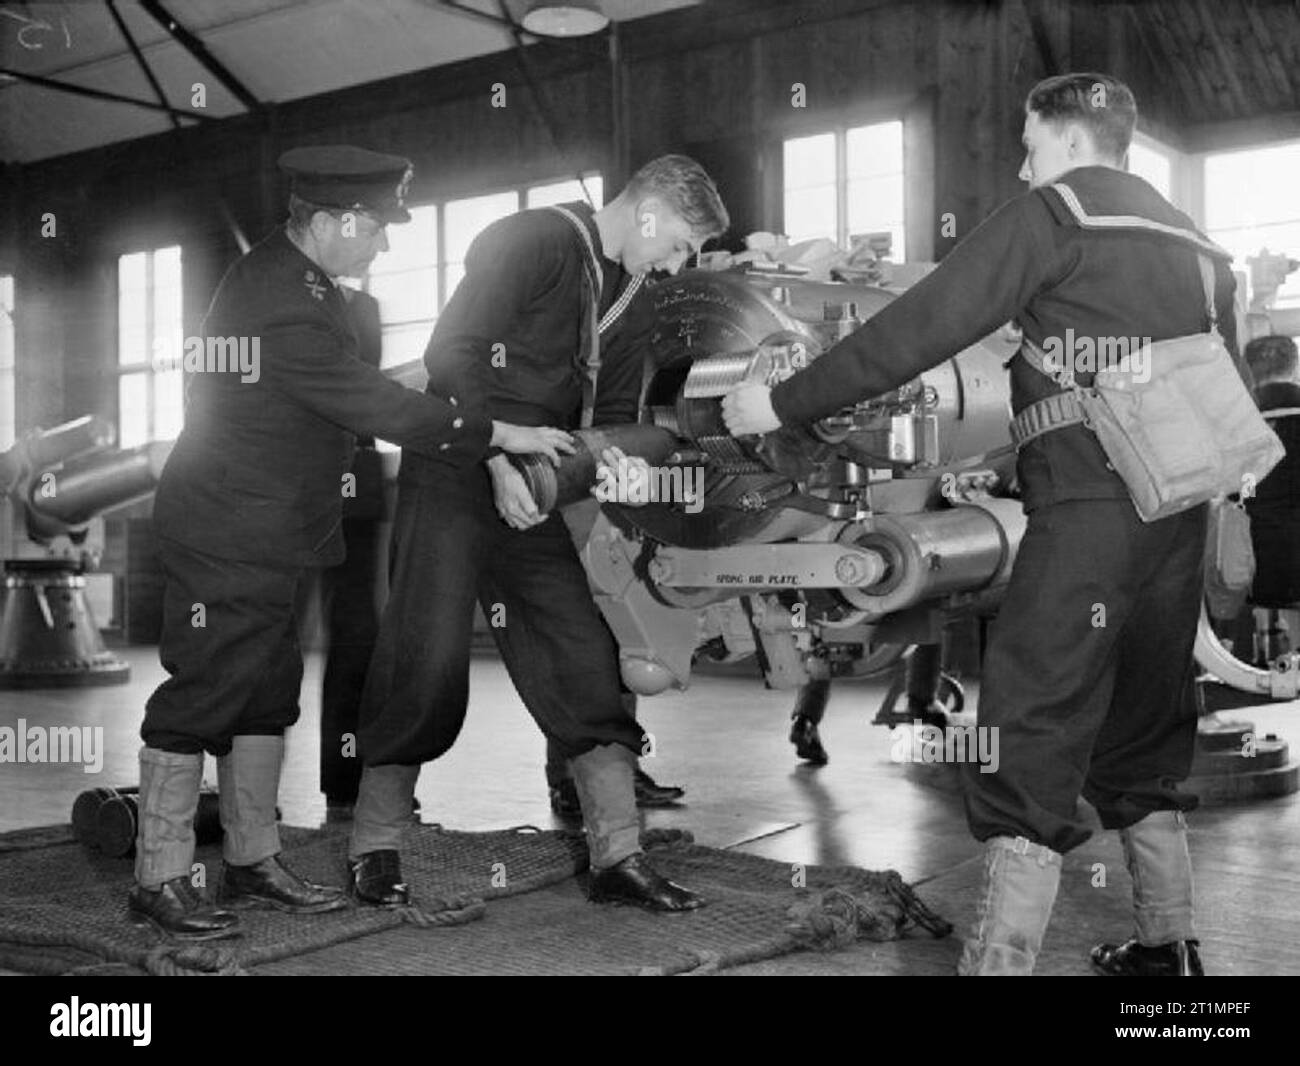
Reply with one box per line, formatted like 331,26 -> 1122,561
546,203 -> 645,336
547,204 -> 603,300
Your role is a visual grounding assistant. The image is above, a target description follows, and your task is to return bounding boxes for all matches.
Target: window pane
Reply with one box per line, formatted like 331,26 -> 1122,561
153,246 -> 181,288
847,173 -> 905,252
153,367 -> 184,441
445,192 -> 520,266
368,267 -> 438,325
783,186 -> 837,245
527,175 -> 604,209
153,282 -> 182,346
444,262 -> 466,301
380,322 -> 433,371
1206,142 -> 1300,307
1127,141 -> 1171,200
119,323 -> 149,368
118,253 -> 148,366
784,133 -> 836,189
376,204 -> 437,274
443,192 -> 519,308
846,121 -> 903,179
118,252 -> 147,294
119,372 -> 148,449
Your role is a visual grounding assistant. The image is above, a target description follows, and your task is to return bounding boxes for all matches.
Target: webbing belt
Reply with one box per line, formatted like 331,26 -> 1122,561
1009,389 -> 1086,447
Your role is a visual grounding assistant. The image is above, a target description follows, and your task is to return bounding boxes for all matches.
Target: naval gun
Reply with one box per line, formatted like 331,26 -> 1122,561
0,417 -> 172,688
510,261 -> 1298,712
508,263 -> 1025,718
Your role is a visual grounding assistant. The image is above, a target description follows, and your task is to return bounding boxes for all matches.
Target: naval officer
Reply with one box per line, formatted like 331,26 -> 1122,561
131,145 -> 570,939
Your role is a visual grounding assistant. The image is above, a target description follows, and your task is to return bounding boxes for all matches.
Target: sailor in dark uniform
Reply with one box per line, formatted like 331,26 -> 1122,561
348,156 -> 728,912
131,145 -> 570,940
724,74 -> 1235,976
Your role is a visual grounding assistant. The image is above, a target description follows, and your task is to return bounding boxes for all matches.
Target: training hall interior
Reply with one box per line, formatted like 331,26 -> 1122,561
0,0 -> 1298,978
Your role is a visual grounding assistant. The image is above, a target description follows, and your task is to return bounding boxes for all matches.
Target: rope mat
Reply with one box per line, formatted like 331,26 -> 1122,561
0,823 -> 950,976
0,821 -> 587,976
258,828 -> 953,976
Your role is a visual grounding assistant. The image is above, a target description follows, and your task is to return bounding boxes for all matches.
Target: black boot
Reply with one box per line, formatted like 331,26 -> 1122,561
219,854 -> 348,913
789,715 -> 828,765
588,853 -> 704,912
128,876 -> 241,941
1091,938 -> 1204,976
348,849 -> 411,907
633,766 -> 685,806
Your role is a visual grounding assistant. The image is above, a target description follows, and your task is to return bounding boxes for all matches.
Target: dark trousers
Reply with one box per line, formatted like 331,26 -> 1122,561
142,537 -> 308,756
318,518 -> 382,802
357,462 -> 643,767
962,499 -> 1206,854
545,689 -> 639,787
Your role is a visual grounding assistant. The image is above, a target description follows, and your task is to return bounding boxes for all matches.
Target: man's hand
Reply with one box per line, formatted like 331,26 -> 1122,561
592,445 -> 655,506
721,384 -> 780,436
487,455 -> 546,529
490,421 -> 577,466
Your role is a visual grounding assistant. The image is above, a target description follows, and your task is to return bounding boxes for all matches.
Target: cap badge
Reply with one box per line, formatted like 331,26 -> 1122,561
395,165 -> 413,206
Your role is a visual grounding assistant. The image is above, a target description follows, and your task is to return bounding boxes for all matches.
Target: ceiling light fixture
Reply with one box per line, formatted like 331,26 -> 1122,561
520,0 -> 609,37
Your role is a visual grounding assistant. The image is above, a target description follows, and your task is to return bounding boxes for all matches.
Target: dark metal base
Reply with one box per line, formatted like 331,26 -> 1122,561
0,560 -> 130,690
1187,714 -> 1299,805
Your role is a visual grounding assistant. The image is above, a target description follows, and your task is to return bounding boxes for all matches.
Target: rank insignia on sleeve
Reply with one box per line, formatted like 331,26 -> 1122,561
304,270 -> 326,300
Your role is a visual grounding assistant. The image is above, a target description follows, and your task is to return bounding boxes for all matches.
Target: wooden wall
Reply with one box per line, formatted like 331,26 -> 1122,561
0,0 -> 1230,437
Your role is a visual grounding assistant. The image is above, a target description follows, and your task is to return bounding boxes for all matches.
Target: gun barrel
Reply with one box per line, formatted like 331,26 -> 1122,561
27,441 -> 173,530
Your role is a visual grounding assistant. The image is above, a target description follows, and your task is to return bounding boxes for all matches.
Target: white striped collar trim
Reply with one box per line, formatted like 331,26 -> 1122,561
546,203 -> 643,335
1048,183 -> 1231,259
599,272 -> 644,335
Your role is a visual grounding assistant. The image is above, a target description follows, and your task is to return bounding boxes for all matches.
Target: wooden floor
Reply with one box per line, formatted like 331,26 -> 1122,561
2,645 -> 1298,976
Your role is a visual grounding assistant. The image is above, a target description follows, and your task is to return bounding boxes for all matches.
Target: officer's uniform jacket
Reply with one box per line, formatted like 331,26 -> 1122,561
153,230 -> 492,567
770,166 -> 1239,513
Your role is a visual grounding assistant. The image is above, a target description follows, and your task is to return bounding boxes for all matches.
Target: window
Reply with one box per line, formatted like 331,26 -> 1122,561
364,204 -> 438,369
1128,136 -> 1173,201
526,175 -> 604,210
360,173 -> 602,368
117,246 -> 183,448
1204,141 -> 1300,308
783,121 -> 906,259
443,191 -> 521,302
0,274 -> 13,451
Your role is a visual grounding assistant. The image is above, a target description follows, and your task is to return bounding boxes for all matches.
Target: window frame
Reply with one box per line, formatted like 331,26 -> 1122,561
361,172 -> 603,368
769,93 -> 928,261
115,244 -> 184,448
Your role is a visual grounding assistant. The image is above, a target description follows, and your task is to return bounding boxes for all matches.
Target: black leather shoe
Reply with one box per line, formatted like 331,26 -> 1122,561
128,877 -> 241,941
634,767 -> 685,807
1091,938 -> 1204,976
219,855 -> 348,913
348,849 -> 411,907
789,715 -> 829,765
588,853 -> 704,912
549,779 -> 583,817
